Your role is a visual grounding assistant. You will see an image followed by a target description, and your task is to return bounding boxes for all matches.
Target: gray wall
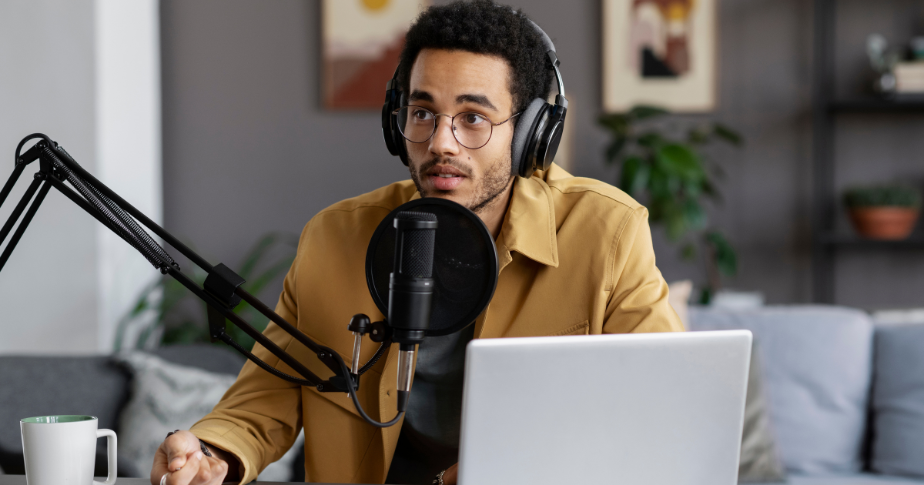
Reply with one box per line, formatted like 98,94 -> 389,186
161,0 -> 924,309
0,0 -> 99,353
1,0 -> 162,354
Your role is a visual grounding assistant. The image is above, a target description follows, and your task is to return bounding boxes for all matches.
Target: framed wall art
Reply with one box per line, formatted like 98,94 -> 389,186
321,0 -> 428,110
602,0 -> 717,112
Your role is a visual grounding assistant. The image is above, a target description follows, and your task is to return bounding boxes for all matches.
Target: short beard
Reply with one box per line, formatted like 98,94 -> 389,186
409,153 -> 513,214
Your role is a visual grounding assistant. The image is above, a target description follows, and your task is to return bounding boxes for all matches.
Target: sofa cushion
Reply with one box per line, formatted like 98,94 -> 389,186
150,344 -> 247,376
739,341 -> 787,483
753,473 -> 924,485
689,305 -> 874,475
0,355 -> 131,456
0,344 -> 246,476
870,323 -> 924,479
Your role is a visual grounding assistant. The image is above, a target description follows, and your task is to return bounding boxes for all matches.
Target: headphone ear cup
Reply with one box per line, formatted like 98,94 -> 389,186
510,98 -> 548,178
395,130 -> 409,166
536,105 -> 566,172
382,100 -> 400,157
395,92 -> 409,166
381,88 -> 410,166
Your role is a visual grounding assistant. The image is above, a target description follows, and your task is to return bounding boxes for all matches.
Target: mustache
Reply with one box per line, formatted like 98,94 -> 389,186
417,157 -> 474,178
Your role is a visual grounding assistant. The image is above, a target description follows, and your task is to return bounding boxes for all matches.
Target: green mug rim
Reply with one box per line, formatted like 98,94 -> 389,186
21,415 -> 97,424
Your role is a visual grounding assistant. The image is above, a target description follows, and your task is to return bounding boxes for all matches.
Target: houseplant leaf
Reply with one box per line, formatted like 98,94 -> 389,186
605,137 -> 627,163
706,231 -> 738,276
620,156 -> 650,196
713,123 -> 743,146
628,105 -> 670,120
657,144 -> 703,182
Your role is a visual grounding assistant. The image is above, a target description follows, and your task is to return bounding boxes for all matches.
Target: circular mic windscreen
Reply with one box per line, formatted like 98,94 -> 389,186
366,199 -> 499,337
394,211 -> 437,278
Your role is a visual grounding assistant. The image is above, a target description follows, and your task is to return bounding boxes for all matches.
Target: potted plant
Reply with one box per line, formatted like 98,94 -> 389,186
598,106 -> 742,303
113,232 -> 299,351
844,184 -> 922,240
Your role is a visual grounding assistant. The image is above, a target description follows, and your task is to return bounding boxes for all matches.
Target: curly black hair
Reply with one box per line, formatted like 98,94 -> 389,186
397,0 -> 554,115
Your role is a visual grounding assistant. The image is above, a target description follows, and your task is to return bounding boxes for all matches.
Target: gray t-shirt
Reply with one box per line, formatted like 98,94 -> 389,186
385,324 -> 475,484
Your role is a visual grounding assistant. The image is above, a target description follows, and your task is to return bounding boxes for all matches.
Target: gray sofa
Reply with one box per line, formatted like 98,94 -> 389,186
690,305 -> 924,485
0,344 -> 304,481
3,308 -> 923,484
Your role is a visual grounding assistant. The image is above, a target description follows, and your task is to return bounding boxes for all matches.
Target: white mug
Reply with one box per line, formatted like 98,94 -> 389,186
20,415 -> 117,485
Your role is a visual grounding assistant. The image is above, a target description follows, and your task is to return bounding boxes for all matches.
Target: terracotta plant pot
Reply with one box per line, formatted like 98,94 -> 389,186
848,207 -> 920,240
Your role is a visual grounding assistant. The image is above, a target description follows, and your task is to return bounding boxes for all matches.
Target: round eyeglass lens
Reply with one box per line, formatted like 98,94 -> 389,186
395,107 -> 495,149
453,112 -> 493,148
396,106 -> 436,143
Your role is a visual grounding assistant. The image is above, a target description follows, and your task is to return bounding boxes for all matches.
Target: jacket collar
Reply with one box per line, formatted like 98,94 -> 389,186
497,175 -> 559,267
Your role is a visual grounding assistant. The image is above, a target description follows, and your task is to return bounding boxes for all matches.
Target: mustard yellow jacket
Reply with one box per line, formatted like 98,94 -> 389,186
190,164 -> 683,484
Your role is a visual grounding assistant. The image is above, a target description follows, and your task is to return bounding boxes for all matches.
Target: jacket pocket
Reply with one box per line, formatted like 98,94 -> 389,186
548,320 -> 589,336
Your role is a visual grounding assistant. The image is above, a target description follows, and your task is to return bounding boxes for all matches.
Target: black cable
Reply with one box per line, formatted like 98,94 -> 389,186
358,342 -> 388,375
224,333 -> 403,428
339,353 -> 405,428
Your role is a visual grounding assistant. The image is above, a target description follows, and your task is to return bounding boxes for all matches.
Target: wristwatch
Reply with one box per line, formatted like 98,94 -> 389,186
432,469 -> 446,485
166,430 -> 213,458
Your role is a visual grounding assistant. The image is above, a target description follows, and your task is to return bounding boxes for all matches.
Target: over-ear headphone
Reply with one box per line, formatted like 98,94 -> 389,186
381,11 -> 568,178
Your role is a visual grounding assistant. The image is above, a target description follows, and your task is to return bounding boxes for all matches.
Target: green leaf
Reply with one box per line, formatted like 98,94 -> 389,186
713,123 -> 743,146
656,200 -> 686,240
701,180 -> 722,202
238,234 -> 278,279
246,256 -> 296,296
665,214 -> 686,241
681,199 -> 707,230
681,243 -> 696,261
628,105 -> 670,120
687,127 -> 710,145
683,179 -> 703,198
648,170 -> 671,204
605,137 -> 627,163
238,233 -> 298,280
619,156 -> 650,196
598,113 -> 629,135
705,231 -> 738,276
698,287 -> 713,305
637,132 -> 663,149
656,144 -> 703,182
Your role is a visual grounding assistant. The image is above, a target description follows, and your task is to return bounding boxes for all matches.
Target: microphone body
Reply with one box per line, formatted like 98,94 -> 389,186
388,211 -> 437,411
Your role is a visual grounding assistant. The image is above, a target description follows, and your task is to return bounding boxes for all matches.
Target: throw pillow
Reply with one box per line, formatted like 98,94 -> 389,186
113,351 -> 304,481
667,280 -> 693,329
738,341 -> 786,483
870,323 -> 924,479
688,305 -> 874,475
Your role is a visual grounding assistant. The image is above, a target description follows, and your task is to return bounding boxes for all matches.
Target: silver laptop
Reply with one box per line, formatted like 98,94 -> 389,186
457,330 -> 752,485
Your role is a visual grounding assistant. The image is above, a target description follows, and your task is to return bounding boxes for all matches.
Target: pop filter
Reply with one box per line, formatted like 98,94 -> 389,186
365,198 -> 498,336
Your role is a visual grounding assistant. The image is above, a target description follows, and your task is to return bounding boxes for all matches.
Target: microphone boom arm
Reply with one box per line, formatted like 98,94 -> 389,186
1,134 -> 400,425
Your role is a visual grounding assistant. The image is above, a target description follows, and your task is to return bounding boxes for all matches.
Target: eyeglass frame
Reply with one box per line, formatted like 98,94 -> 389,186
391,105 -> 522,150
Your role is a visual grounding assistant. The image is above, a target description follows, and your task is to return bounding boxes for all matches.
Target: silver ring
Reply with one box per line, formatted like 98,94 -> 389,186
160,473 -> 168,485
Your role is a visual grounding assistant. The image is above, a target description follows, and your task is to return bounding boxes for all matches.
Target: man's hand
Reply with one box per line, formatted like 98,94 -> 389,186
150,430 -> 238,485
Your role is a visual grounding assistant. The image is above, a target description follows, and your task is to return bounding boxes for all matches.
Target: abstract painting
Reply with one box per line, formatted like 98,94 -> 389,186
602,0 -> 717,112
322,0 -> 428,110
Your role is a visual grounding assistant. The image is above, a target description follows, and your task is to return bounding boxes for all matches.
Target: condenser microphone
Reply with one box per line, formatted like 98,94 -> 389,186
388,211 -> 438,411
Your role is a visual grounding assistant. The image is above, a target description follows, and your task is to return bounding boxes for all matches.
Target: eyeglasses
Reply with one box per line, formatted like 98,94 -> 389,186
392,106 -> 521,150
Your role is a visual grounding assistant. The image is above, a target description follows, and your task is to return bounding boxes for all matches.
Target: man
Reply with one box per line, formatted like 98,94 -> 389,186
151,2 -> 682,485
